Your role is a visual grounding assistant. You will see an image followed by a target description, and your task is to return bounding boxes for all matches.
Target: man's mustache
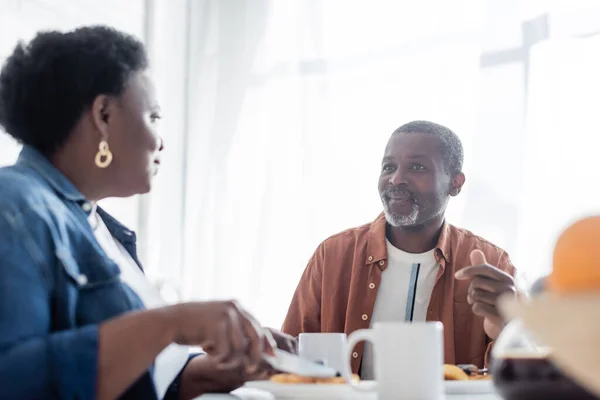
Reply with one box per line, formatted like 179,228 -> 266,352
381,186 -> 416,200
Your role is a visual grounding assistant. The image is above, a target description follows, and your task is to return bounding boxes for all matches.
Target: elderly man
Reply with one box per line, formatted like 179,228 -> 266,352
282,120 -> 517,378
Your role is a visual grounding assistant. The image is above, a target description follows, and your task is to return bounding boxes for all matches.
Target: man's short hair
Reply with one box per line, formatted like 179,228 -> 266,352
393,120 -> 464,174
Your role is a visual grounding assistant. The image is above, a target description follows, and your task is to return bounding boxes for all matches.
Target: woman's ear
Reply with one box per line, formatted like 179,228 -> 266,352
90,95 -> 111,137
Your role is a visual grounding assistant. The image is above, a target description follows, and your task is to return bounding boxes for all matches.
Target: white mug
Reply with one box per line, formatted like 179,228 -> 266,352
342,322 -> 444,400
298,332 -> 347,374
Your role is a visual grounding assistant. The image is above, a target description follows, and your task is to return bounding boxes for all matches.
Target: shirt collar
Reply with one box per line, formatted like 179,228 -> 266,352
87,203 -> 100,229
96,207 -> 137,245
365,212 -> 452,267
16,145 -> 86,202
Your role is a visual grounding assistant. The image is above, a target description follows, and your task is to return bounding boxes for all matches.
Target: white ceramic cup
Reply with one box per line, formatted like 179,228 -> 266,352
298,332 -> 347,374
341,322 -> 444,400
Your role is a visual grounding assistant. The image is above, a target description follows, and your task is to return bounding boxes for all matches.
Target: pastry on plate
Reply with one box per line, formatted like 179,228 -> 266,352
270,373 -> 315,384
443,364 -> 469,381
315,374 -> 360,384
269,373 -> 360,384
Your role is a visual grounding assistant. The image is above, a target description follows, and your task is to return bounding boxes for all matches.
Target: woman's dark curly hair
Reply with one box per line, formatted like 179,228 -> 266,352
0,25 -> 148,155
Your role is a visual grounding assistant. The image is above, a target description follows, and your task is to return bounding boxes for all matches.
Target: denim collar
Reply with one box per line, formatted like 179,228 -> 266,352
16,145 -> 138,253
16,145 -> 86,202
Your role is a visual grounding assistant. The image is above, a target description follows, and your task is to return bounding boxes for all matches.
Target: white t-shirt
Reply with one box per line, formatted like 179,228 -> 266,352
88,208 -> 189,398
361,239 -> 439,379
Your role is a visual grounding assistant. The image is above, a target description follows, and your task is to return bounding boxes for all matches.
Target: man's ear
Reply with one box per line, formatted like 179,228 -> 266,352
450,172 -> 465,197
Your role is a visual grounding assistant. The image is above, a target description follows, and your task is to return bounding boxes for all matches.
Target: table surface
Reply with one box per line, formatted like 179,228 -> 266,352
196,387 -> 503,400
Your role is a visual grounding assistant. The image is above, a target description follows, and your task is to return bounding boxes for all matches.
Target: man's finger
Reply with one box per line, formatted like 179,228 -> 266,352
455,264 -> 513,282
472,302 -> 502,322
470,249 -> 487,266
468,288 -> 498,306
471,276 -> 516,294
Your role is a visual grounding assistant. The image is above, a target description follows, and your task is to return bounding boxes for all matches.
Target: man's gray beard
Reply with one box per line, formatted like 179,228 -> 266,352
382,200 -> 420,227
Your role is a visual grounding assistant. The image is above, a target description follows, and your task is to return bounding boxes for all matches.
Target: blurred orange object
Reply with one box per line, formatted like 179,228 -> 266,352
549,216 -> 600,293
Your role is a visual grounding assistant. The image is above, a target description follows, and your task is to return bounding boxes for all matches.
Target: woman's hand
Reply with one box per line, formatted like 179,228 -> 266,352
178,354 -> 271,400
176,328 -> 299,399
166,300 -> 275,373
265,328 -> 297,353
97,300 -> 274,400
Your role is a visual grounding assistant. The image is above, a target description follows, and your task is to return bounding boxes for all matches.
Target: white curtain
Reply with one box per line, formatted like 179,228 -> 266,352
4,0 -> 600,329
168,0 -> 600,328
173,0 -> 482,328
515,35 -> 600,280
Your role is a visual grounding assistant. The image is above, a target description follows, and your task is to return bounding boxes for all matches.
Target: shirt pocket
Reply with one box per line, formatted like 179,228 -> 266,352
56,247 -> 134,325
56,247 -> 120,289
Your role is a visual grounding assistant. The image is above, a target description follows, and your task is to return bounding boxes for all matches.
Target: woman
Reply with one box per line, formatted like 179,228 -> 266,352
0,26 -> 279,400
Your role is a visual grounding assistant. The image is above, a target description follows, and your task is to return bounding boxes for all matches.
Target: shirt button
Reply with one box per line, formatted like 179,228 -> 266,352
352,352 -> 359,359
378,260 -> 385,266
367,256 -> 373,262
81,202 -> 92,212
368,283 -> 376,289
76,274 -> 88,285
361,314 -> 369,321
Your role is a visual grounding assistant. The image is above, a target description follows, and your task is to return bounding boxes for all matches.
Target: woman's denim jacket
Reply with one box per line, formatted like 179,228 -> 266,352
0,146 -> 192,399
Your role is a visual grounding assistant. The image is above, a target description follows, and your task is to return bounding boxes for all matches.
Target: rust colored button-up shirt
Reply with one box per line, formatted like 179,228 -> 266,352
282,213 -> 516,374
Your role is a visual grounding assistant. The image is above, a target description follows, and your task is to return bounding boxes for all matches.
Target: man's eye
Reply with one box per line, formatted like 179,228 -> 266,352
410,164 -> 425,171
150,113 -> 162,123
382,164 -> 395,172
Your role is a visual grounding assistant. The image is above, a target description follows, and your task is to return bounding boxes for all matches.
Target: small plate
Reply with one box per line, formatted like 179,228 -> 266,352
445,380 -> 494,394
244,379 -> 494,398
243,381 -> 376,399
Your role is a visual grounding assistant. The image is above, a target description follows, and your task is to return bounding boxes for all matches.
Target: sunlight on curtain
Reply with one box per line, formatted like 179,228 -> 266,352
515,35 -> 600,282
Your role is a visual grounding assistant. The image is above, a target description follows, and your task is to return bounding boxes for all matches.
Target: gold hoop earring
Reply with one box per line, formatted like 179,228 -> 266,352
94,140 -> 113,168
